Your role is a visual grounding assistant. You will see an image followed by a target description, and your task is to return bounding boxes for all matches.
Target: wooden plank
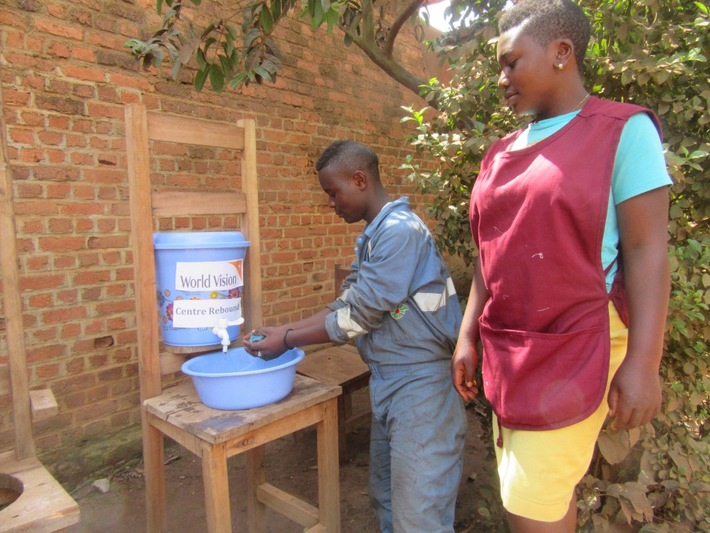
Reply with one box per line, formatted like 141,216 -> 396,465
201,443 -> 232,533
143,377 -> 340,444
146,414 -> 204,457
256,483 -> 319,528
0,364 -> 8,396
29,388 -> 59,419
223,405 -> 325,456
0,83 -> 35,459
0,452 -> 80,533
246,446 -> 266,532
146,111 -> 245,150
316,398 -> 341,532
127,103 -> 169,533
304,525 -> 329,533
151,191 -> 247,217
142,417 -> 167,533
159,351 -> 186,375
238,118 -> 263,333
297,345 -> 370,389
125,104 -> 163,402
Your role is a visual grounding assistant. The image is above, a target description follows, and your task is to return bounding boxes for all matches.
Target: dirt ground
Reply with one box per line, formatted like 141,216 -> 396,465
66,393 -> 499,533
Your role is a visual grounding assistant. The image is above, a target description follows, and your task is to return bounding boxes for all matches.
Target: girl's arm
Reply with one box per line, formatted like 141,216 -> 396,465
451,259 -> 490,401
608,185 -> 670,430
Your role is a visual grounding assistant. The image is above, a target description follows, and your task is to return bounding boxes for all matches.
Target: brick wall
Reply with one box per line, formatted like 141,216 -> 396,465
0,0 -> 439,484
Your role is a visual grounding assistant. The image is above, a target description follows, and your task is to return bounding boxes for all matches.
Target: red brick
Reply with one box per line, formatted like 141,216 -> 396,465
38,236 -> 85,252
42,305 -> 88,325
36,363 -> 61,379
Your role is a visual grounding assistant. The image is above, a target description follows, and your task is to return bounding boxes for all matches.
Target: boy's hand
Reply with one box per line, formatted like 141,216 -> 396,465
451,345 -> 479,402
242,327 -> 289,361
607,357 -> 662,430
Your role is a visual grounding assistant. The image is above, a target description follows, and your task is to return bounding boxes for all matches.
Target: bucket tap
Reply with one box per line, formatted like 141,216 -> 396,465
212,317 -> 245,352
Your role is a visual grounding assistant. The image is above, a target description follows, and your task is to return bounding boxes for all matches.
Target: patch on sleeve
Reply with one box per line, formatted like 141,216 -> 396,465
390,303 -> 409,320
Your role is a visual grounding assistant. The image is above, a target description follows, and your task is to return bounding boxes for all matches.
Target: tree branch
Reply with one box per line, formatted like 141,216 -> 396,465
340,0 -> 429,99
383,0 -> 424,57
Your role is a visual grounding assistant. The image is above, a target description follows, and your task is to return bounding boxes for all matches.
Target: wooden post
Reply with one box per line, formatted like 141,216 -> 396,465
0,80 -> 36,460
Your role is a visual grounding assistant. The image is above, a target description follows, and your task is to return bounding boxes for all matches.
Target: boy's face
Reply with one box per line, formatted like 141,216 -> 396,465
318,165 -> 368,224
496,24 -> 559,120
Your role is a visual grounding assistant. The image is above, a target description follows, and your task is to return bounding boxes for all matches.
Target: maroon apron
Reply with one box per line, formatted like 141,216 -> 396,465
471,97 -> 659,430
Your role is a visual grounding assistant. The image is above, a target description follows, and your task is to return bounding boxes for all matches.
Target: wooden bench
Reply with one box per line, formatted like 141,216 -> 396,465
297,265 -> 371,463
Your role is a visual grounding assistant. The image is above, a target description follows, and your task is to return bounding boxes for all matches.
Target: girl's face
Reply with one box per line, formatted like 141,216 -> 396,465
497,25 -> 559,120
318,166 -> 368,224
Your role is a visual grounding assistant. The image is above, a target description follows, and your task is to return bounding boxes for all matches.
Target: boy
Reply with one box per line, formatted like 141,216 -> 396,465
245,140 -> 466,533
451,1 -> 671,532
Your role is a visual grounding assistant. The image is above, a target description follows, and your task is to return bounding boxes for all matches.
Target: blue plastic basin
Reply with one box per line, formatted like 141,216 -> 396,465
181,347 -> 305,410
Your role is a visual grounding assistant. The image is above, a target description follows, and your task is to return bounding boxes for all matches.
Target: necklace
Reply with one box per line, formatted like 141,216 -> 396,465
573,93 -> 590,112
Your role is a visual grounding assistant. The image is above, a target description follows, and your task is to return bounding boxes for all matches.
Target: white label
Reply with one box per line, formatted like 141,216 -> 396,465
172,298 -> 242,328
170,259 -> 245,328
175,259 -> 244,291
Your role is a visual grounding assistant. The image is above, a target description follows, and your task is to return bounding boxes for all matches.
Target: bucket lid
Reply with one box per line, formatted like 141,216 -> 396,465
153,231 -> 250,250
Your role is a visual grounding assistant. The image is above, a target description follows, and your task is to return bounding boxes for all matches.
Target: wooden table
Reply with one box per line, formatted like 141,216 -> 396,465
143,375 -> 342,532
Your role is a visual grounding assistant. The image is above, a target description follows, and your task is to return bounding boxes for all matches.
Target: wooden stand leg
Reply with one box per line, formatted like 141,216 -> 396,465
337,396 -> 348,464
317,398 -> 341,532
247,445 -> 267,533
143,417 -> 167,533
202,443 -> 231,533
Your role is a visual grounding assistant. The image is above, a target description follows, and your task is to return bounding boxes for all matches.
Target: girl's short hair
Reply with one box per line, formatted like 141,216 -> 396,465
499,0 -> 591,72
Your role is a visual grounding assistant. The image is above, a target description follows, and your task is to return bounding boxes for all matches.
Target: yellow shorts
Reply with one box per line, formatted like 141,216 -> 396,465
492,302 -> 628,522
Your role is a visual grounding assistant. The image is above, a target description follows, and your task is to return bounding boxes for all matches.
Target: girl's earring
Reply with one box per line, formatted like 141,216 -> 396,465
555,63 -> 564,70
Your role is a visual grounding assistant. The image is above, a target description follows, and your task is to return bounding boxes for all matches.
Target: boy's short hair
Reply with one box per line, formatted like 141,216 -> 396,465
499,0 -> 591,72
316,140 -> 380,180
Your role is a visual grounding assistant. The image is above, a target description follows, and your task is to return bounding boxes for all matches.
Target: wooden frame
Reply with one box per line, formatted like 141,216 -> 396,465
125,104 -> 342,533
0,84 -> 79,532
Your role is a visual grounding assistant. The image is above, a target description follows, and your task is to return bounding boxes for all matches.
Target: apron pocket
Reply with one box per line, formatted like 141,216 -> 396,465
480,321 -> 609,430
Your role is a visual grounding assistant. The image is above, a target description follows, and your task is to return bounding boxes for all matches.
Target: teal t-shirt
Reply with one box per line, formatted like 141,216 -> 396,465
513,110 -> 672,290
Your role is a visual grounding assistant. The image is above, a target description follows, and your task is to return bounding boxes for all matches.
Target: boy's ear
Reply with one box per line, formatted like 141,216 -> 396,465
352,170 -> 368,190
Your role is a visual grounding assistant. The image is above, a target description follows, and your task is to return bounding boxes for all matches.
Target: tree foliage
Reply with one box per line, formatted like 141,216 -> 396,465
125,0 -> 443,96
402,1 -> 709,530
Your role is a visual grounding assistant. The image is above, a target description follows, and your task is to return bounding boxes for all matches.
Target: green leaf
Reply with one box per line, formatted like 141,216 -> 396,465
194,65 -> 209,92
209,65 -> 225,92
229,71 -> 249,88
244,28 -> 261,49
271,0 -> 282,21
253,65 -> 274,82
196,48 -> 207,69
261,4 -> 274,32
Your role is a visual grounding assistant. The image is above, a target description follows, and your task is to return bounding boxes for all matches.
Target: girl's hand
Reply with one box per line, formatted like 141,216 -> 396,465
451,344 -> 479,402
607,357 -> 662,430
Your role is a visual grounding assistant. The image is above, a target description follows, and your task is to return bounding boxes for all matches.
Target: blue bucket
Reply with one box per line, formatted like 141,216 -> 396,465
182,347 -> 305,410
153,232 -> 250,347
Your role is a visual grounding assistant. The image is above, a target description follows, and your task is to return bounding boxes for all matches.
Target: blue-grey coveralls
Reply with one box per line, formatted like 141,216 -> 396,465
324,197 -> 467,533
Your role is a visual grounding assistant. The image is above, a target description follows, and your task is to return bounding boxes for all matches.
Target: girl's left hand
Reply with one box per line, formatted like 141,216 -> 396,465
607,357 -> 662,430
